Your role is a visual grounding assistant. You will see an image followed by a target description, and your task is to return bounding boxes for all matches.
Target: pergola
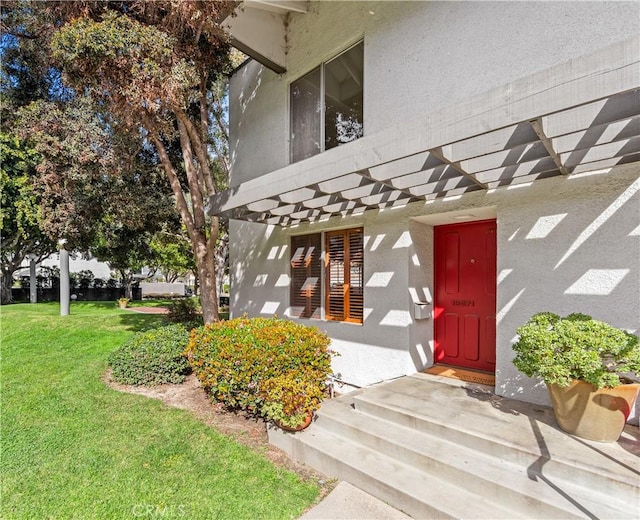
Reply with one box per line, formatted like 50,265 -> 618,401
209,33 -> 639,227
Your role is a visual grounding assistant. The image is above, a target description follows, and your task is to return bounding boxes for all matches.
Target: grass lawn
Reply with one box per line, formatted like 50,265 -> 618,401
1,302 -> 319,519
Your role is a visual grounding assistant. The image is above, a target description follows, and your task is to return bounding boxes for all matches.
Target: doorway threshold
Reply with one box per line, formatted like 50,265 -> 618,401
423,364 -> 495,387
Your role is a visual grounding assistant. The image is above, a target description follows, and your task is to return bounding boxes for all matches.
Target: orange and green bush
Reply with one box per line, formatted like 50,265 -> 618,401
184,316 -> 334,424
260,373 -> 325,428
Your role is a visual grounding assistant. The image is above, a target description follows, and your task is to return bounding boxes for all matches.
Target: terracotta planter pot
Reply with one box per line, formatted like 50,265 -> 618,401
274,413 -> 313,432
548,380 -> 640,442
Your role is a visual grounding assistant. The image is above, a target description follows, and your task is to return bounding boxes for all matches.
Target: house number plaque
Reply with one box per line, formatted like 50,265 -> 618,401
453,299 -> 475,307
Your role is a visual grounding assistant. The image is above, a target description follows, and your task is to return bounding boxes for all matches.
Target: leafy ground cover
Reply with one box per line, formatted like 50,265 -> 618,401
1,302 -> 319,519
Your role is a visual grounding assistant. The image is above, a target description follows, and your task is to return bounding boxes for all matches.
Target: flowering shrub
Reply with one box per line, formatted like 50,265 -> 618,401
108,324 -> 190,385
260,373 -> 325,428
185,317 -> 333,422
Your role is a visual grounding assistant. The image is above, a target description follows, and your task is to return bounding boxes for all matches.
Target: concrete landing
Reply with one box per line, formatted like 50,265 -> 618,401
300,482 -> 410,520
272,373 -> 640,519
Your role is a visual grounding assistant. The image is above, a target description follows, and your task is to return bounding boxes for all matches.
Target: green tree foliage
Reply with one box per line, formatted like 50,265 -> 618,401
87,155 -> 177,299
0,132 -> 55,303
0,2 -> 60,303
49,1 -> 233,323
14,97 -> 177,299
150,226 -> 196,284
2,1 -> 233,315
0,1 -> 63,118
15,97 -> 114,249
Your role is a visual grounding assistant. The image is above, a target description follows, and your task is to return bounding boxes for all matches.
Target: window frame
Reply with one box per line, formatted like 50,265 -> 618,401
288,227 -> 364,325
289,40 -> 364,164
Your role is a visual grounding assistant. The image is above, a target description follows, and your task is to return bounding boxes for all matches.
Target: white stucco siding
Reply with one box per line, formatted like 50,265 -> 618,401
229,60 -> 288,188
407,164 -> 640,418
493,165 -> 640,411
230,164 -> 640,415
362,0 -> 639,135
230,209 -> 418,388
229,220 -> 289,317
229,0 -> 639,187
228,0 -> 640,415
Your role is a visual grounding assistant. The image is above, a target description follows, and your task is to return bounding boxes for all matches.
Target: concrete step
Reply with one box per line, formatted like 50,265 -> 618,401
314,398 -> 630,519
352,374 -> 640,501
269,375 -> 640,519
283,424 -> 525,519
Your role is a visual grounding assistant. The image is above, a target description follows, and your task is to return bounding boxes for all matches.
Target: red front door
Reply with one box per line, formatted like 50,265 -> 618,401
434,220 -> 496,373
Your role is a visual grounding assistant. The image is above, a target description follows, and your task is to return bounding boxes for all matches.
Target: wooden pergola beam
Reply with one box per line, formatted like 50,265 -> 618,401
530,119 -> 570,175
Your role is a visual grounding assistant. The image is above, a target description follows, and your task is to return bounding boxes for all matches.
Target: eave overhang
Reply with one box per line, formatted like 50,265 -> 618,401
222,1 -> 309,74
209,36 -> 640,226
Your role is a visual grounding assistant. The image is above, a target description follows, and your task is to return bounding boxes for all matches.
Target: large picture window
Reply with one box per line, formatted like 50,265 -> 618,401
290,41 -> 364,163
290,228 -> 364,323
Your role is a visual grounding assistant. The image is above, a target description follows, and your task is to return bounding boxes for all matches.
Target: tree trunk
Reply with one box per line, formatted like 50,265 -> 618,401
198,262 -> 217,323
1,270 -> 14,305
146,118 -> 218,322
193,232 -> 218,324
119,269 -> 134,299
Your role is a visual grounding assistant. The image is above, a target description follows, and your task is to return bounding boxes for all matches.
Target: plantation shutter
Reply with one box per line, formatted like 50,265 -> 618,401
290,234 -> 321,319
326,228 -> 364,323
348,230 -> 364,322
326,232 -> 346,320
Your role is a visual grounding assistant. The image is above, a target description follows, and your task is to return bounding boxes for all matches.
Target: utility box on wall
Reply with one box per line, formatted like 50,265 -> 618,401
414,302 -> 432,320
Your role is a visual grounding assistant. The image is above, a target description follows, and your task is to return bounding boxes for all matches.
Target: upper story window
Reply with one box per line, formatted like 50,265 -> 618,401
290,41 -> 364,163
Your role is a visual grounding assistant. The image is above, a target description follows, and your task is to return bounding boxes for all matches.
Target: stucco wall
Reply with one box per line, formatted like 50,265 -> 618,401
230,164 -> 640,418
230,209 -> 419,388
493,166 -> 640,408
229,0 -> 639,187
228,0 -> 640,417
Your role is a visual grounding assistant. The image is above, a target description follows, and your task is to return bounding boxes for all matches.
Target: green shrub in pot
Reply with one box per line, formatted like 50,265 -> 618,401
512,312 -> 640,442
512,312 -> 640,388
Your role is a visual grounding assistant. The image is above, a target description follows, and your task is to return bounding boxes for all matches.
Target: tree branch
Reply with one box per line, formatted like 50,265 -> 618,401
143,112 -> 197,240
176,118 -> 205,230
176,111 -> 216,198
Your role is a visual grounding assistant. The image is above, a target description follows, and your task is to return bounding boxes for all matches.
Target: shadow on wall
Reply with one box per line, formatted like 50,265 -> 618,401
229,219 -> 286,317
228,164 -> 639,397
229,212 -> 431,388
494,168 -> 640,418
230,61 -> 275,187
497,171 -> 639,338
229,211 -> 433,380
